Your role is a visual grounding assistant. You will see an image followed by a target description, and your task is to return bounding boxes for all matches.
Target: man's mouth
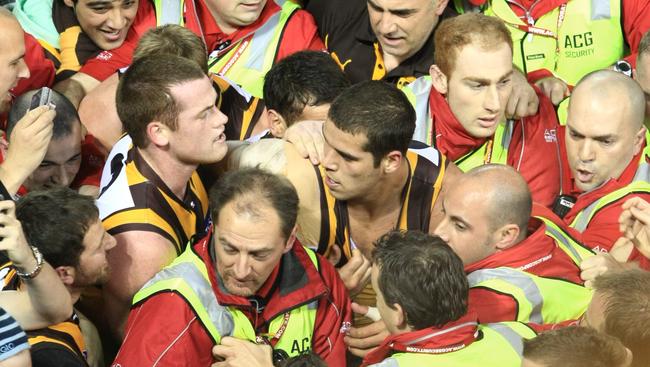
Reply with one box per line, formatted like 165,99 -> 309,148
100,29 -> 123,42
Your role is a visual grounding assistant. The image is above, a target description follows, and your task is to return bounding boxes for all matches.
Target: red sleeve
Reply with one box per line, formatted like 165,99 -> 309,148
71,135 -> 106,189
112,294 -> 214,366
581,193 -> 650,253
79,0 -> 155,81
311,254 -> 351,366
12,33 -> 55,96
467,288 -> 518,324
526,68 -> 555,84
276,9 -> 325,62
621,0 -> 650,67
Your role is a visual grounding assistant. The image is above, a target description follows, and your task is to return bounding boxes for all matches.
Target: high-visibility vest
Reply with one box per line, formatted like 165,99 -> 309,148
132,245 -> 319,357
485,0 -> 623,86
570,136 -> 650,232
468,267 -> 592,324
370,322 -> 536,367
469,214 -> 594,324
402,76 -> 510,171
153,0 -> 300,98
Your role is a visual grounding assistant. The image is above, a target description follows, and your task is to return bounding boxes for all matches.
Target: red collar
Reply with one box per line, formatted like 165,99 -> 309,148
429,88 -> 487,161
464,204 -> 559,272
362,313 -> 479,366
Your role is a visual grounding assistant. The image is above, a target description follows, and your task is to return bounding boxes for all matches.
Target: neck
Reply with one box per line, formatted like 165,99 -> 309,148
68,286 -> 81,305
348,161 -> 409,219
138,147 -> 196,199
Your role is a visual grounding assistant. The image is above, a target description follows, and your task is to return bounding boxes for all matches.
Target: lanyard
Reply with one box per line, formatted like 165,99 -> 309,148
502,3 -> 567,69
256,312 -> 291,347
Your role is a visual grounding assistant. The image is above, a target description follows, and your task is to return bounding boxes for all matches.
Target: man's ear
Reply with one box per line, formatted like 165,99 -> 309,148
430,65 -> 449,95
54,266 -> 76,287
435,0 -> 451,15
493,224 -> 521,251
382,150 -> 404,174
267,109 -> 288,138
393,303 -> 408,330
63,0 -> 75,8
632,127 -> 647,155
283,226 -> 298,254
146,121 -> 171,147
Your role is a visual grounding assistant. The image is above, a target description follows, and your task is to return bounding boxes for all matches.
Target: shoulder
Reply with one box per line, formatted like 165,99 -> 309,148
115,293 -> 213,365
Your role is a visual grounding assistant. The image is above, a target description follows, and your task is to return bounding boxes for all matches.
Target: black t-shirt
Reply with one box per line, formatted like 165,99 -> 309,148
305,0 -> 456,87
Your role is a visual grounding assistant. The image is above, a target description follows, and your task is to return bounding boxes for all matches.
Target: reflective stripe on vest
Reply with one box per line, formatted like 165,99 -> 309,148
372,322 -> 536,366
154,0 -> 185,26
403,76 -> 512,168
206,0 -> 300,97
534,215 -> 595,265
571,138 -> 650,232
468,267 -> 592,324
485,0 -> 623,86
403,76 -> 435,146
132,244 -> 319,355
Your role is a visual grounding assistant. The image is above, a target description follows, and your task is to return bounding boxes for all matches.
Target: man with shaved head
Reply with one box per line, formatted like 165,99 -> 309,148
561,70 -> 649,258
435,164 -> 593,324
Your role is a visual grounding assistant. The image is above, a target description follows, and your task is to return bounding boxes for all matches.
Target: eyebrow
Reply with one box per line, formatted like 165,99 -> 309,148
464,70 -> 513,85
568,126 -> 615,141
367,0 -> 417,15
86,1 -> 113,6
322,130 -> 360,161
40,153 -> 82,166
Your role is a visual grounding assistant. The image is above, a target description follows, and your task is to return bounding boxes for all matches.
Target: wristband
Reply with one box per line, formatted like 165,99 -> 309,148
15,246 -> 44,280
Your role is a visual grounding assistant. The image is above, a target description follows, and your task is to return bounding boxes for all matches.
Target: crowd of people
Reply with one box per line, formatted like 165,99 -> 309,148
0,0 -> 650,366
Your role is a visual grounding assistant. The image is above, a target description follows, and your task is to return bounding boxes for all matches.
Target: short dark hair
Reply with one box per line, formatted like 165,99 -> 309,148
133,24 -> 208,73
209,168 -> 299,240
373,231 -> 468,330
7,88 -> 79,140
328,81 -> 415,166
16,187 -> 99,268
523,326 -> 629,367
263,51 -> 350,125
116,54 -> 207,148
593,269 -> 650,367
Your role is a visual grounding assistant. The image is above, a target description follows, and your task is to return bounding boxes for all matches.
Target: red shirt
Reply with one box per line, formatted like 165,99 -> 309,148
112,237 -> 351,367
81,0 -> 324,81
466,204 -> 585,323
429,86 -> 562,208
11,33 -> 56,97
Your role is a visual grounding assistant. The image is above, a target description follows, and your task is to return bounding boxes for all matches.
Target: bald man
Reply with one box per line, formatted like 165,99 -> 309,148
434,164 -> 594,325
0,8 -> 56,197
561,70 -> 650,260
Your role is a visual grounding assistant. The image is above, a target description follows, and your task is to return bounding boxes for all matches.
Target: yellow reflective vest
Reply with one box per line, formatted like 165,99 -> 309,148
132,245 -> 319,357
485,0 -> 624,86
369,322 -> 537,367
468,214 -> 593,324
153,0 -> 300,98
